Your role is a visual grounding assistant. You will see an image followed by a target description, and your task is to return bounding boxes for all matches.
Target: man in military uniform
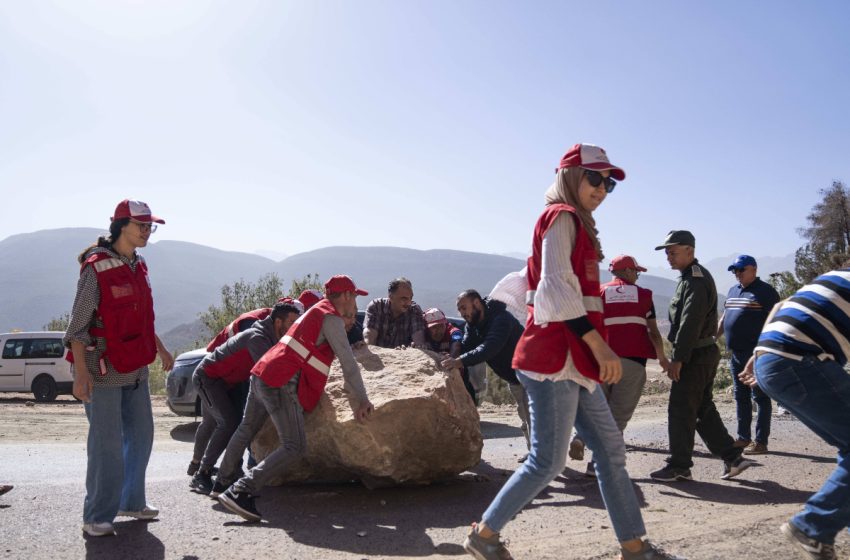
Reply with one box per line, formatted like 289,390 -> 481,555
650,230 -> 753,482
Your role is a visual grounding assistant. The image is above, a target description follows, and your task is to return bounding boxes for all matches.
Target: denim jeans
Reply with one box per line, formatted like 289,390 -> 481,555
219,376 -> 306,495
83,381 -> 154,523
730,349 -> 771,443
755,353 -> 850,544
192,372 -> 242,470
481,371 -> 646,542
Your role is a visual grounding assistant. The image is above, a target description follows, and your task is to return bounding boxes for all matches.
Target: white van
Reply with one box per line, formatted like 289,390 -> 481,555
0,332 -> 73,402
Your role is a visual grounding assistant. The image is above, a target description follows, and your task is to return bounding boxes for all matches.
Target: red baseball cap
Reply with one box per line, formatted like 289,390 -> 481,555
111,199 -> 165,224
297,289 -> 324,309
557,144 -> 626,181
423,307 -> 447,328
609,254 -> 647,272
323,275 -> 368,296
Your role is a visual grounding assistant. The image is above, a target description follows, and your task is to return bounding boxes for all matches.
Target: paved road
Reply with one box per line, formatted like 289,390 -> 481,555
0,395 -> 847,560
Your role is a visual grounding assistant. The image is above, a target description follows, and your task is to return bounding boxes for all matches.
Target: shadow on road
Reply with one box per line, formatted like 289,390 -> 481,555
205,461 -> 517,557
170,422 -> 199,443
84,521 -> 164,559
640,473 -> 814,505
479,420 -> 523,440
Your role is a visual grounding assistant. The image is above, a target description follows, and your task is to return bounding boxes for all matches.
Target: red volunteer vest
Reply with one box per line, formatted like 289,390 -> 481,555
600,278 -> 657,359
206,308 -> 271,352
83,252 -> 158,374
251,299 -> 339,411
512,204 -> 605,381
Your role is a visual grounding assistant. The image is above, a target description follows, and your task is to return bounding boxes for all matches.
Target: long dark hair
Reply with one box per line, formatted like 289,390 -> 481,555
77,218 -> 130,264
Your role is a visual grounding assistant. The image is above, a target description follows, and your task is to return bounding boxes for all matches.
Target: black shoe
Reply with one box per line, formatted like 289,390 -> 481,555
721,456 -> 755,480
218,488 -> 261,522
190,469 -> 214,494
650,465 -> 693,482
209,477 -> 231,499
187,461 -> 200,476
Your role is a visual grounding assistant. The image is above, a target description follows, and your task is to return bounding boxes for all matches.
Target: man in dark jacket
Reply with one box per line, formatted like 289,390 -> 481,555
441,289 -> 529,450
650,230 -> 752,482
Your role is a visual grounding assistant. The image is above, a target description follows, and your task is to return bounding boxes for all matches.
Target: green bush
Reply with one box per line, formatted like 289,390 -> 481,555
148,359 -> 167,396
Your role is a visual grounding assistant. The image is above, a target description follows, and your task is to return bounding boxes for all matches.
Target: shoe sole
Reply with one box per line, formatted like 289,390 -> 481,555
218,493 -> 261,522
82,526 -> 116,537
721,461 -> 754,480
463,537 -> 511,560
650,473 -> 693,482
116,511 -> 158,520
780,522 -> 829,559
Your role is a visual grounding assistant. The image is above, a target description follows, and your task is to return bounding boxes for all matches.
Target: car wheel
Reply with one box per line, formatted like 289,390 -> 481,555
32,375 -> 58,402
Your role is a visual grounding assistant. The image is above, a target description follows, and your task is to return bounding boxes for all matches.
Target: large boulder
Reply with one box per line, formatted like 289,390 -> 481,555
251,345 -> 483,487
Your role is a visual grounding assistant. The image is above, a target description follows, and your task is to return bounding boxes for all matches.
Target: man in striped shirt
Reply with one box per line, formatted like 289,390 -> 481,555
742,267 -> 850,560
717,255 -> 779,455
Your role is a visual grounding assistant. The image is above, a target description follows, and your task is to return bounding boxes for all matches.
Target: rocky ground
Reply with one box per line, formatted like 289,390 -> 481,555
0,364 -> 847,560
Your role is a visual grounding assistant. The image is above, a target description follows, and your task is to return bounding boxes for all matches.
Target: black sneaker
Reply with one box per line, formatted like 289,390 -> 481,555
720,456 -> 754,480
186,461 -> 200,476
209,477 -> 231,499
190,469 -> 214,495
650,465 -> 693,482
218,487 -> 261,522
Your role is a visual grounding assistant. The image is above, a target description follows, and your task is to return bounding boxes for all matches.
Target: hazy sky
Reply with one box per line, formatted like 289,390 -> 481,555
2,1 -> 848,269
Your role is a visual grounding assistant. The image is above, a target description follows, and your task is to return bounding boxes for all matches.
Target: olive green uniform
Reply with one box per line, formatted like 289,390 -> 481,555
666,259 -> 741,469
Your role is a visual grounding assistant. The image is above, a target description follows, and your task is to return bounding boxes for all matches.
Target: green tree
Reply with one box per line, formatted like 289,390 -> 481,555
795,180 -> 850,283
767,271 -> 803,300
197,272 -> 322,344
43,312 -> 70,331
288,273 -> 323,297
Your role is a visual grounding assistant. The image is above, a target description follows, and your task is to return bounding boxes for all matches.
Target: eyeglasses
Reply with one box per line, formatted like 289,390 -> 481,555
583,170 -> 617,193
131,220 -> 157,233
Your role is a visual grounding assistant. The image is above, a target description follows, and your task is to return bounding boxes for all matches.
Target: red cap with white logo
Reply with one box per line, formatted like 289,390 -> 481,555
609,254 -> 647,272
423,307 -> 448,327
557,144 -> 626,180
112,199 -> 165,224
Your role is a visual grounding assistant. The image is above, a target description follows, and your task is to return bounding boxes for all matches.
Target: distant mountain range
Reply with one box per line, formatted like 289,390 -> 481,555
1,228 -> 790,353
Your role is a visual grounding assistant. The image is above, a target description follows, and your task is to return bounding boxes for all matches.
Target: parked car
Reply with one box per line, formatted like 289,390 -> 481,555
0,331 -> 73,402
166,348 -> 206,417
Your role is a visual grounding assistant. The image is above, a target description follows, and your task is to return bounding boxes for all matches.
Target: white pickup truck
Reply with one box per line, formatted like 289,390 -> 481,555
0,331 -> 73,401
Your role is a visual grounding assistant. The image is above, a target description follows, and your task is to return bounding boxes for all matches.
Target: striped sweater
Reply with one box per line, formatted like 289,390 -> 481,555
756,269 -> 850,364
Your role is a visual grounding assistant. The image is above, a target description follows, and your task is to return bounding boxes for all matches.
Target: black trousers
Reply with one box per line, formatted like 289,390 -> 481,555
667,344 -> 741,469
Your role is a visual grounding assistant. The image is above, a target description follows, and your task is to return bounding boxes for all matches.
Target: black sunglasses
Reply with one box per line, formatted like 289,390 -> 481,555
583,169 -> 617,193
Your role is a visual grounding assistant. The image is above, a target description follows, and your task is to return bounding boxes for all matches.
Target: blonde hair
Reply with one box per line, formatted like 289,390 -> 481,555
544,167 -> 603,260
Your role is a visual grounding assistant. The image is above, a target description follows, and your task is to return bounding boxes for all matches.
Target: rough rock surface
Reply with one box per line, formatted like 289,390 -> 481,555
251,345 -> 483,487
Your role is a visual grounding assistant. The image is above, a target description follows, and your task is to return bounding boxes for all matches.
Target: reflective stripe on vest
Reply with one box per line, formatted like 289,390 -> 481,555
525,290 -> 603,313
92,258 -> 124,273
603,316 -> 648,327
281,334 -> 331,376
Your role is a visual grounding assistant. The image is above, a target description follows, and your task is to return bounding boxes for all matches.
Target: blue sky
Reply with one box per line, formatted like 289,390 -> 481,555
1,1 -> 848,269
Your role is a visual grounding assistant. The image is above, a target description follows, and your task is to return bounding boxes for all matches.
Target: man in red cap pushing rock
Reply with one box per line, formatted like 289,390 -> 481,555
215,275 -> 374,522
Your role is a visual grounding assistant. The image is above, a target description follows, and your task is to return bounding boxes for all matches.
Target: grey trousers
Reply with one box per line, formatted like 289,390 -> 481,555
601,357 -> 648,433
508,382 -> 531,449
218,376 -> 306,495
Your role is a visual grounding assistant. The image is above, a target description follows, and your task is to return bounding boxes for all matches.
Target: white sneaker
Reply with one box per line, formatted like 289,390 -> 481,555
82,522 -> 115,537
117,506 -> 159,520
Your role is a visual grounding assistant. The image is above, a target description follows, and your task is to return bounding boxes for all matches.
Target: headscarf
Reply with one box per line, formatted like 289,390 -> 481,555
543,166 -> 603,260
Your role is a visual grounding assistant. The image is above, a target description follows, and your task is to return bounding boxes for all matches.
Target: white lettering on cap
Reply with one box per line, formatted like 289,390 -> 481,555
580,144 -> 611,165
128,200 -> 152,219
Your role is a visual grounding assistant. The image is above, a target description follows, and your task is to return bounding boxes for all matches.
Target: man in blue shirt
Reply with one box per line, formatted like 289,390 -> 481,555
717,255 -> 779,455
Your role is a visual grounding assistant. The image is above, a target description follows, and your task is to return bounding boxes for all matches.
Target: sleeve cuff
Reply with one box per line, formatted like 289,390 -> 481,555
564,316 -> 593,338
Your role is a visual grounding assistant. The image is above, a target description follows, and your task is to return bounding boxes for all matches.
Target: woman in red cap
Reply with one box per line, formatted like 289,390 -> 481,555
64,199 -> 174,537
463,145 -> 683,560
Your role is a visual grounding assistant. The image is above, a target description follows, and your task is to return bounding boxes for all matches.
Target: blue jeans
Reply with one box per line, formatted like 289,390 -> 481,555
755,353 -> 850,544
83,381 -> 154,523
730,349 -> 771,443
481,372 -> 646,542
